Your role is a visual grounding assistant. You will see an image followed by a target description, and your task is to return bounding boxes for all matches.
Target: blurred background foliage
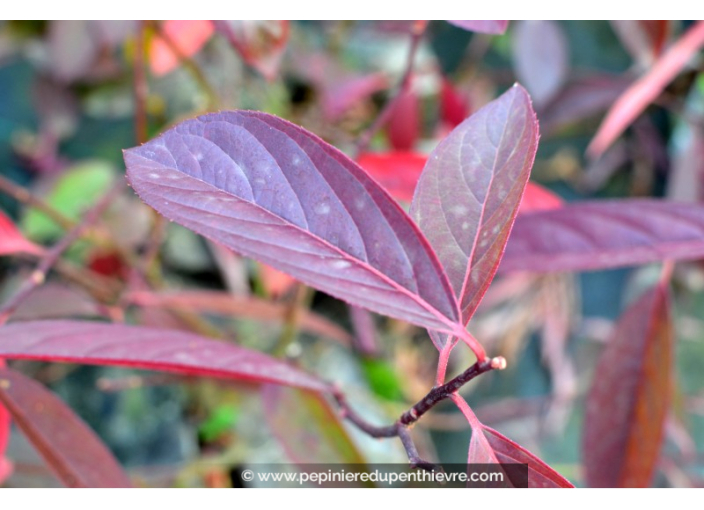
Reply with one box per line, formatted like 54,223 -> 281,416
0,20 -> 703,487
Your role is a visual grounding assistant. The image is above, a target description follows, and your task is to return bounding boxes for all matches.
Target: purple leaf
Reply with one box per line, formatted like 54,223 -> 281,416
512,20 -> 569,107
582,279 -> 672,487
447,21 -> 509,35
0,321 -> 328,392
410,85 -> 539,348
124,110 -> 465,338
501,200 -> 704,273
0,367 -> 131,487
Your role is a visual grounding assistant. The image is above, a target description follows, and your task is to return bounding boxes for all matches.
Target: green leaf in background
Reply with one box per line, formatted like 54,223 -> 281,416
360,358 -> 405,403
22,160 -> 115,241
198,405 -> 240,443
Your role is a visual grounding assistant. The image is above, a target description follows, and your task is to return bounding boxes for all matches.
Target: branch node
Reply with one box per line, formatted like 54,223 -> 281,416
490,356 -> 507,370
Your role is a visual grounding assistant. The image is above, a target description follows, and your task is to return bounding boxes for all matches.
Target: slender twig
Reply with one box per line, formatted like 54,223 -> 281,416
333,356 -> 505,469
274,283 -> 313,356
0,174 -> 74,231
0,174 -> 123,252
354,21 -> 427,156
0,183 -> 124,325
396,426 -> 438,471
133,21 -> 148,146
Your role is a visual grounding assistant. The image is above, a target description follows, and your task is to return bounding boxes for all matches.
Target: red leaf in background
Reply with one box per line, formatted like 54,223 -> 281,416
0,360 -> 11,485
0,367 -> 131,487
386,88 -> 420,151
583,277 -> 673,487
357,150 -> 558,211
588,21 -> 704,158
356,151 -> 426,202
440,77 -> 470,129
260,263 -> 297,299
212,21 -> 290,81
511,20 -> 569,108
0,210 -> 43,257
501,200 -> 704,273
410,85 -> 539,348
447,21 -> 509,35
87,250 -> 126,278
124,110 -> 465,338
518,182 -> 563,213
0,321 -> 329,392
150,20 -> 214,76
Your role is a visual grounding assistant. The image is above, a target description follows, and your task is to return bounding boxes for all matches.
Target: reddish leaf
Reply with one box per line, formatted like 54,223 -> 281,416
212,21 -> 289,81
386,88 -> 420,151
0,321 -> 328,392
262,385 -> 366,464
501,200 -> 704,273
440,77 -> 470,128
454,394 -> 572,488
447,20 -> 509,35
259,263 -> 297,298
150,20 -> 214,76
0,367 -> 131,487
357,154 -> 557,211
469,424 -> 574,488
356,151 -> 426,202
0,210 -> 43,257
410,85 -> 539,348
588,21 -> 704,157
0,360 -> 11,485
519,182 -> 563,213
512,20 -> 569,107
127,290 -> 353,346
124,110 -> 465,339
583,279 -> 672,487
